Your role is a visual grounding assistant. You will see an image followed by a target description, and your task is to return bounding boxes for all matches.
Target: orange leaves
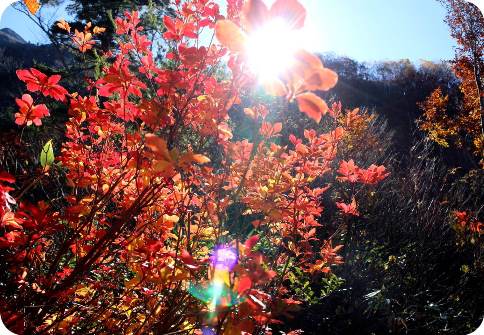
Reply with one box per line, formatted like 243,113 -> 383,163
295,92 -> 328,123
215,20 -> 247,53
145,134 -> 210,174
259,122 -> 282,137
269,0 -> 306,30
216,0 -> 307,54
242,0 -> 269,31
242,0 -> 306,31
73,29 -> 95,53
93,26 -> 106,35
57,20 -> 104,53
289,51 -> 338,94
56,19 -> 71,33
304,67 -> 339,92
15,94 -> 49,127
145,134 -> 171,162
2,6 -> 397,333
24,0 -> 40,15
145,134 -> 175,174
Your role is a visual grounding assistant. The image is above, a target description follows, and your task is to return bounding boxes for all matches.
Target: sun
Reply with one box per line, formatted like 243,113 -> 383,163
246,18 -> 308,82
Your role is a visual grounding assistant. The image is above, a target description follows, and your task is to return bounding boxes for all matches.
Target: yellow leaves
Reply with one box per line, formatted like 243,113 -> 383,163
93,26 -> 106,34
1,212 -> 22,230
57,19 -> 71,33
215,20 -> 247,53
75,285 -> 95,301
163,214 -> 179,223
101,183 -> 109,194
296,92 -> 328,123
24,0 -> 40,15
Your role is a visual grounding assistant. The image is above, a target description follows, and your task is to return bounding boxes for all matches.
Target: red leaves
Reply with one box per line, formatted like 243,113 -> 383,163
336,197 -> 360,217
244,235 -> 259,253
236,275 -> 252,294
0,172 -> 15,184
3,6 -> 396,333
180,249 -> 199,269
16,68 -> 68,102
163,15 -> 198,40
115,11 -> 141,35
296,92 -> 328,123
97,58 -> 147,98
453,210 -> 483,234
15,94 -> 49,127
359,164 -> 390,185
337,159 -> 360,183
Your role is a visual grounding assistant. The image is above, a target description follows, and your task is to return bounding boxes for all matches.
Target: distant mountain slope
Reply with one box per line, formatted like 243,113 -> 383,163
0,28 -> 63,68
0,28 -> 66,112
0,28 -> 27,44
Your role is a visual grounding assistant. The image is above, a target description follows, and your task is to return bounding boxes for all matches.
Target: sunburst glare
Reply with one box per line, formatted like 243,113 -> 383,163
246,17 -> 308,82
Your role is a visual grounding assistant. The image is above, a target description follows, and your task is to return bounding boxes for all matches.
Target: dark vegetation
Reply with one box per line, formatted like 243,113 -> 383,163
0,0 -> 482,334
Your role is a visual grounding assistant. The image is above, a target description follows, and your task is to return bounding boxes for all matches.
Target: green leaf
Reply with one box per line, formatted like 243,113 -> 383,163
40,140 -> 54,168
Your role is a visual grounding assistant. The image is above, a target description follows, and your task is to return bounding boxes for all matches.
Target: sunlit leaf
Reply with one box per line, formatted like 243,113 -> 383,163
24,0 -> 40,15
40,140 -> 54,168
296,92 -> 328,123
215,20 -> 247,53
304,68 -> 338,91
145,134 -> 171,162
269,0 -> 306,30
191,154 -> 211,164
242,0 -> 269,31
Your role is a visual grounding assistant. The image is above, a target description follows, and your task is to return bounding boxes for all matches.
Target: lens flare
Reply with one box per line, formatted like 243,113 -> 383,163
211,245 -> 238,271
188,245 -> 241,312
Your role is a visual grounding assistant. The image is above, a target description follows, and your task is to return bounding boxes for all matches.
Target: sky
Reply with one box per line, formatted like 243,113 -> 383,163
0,0 -> 459,63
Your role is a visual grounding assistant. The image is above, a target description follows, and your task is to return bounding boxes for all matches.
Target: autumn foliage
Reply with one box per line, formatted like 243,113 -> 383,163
0,1 -> 389,334
419,0 -> 483,161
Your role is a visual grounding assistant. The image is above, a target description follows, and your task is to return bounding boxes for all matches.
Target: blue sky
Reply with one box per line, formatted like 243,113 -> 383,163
0,0 -> 457,62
